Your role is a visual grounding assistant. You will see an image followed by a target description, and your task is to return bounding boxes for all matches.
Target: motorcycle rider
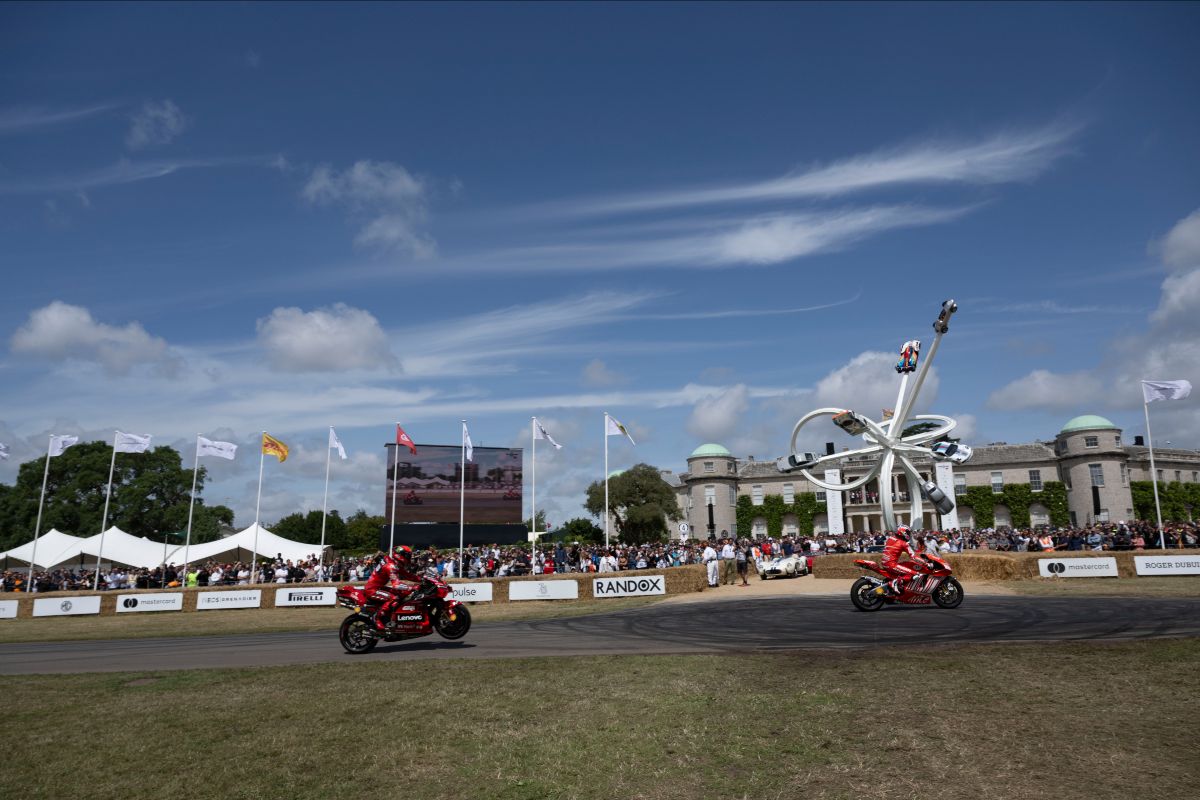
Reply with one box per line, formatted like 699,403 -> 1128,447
880,525 -> 923,596
364,545 -> 424,631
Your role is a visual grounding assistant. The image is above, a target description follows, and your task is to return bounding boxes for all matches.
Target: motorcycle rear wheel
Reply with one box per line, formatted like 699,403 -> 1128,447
932,577 -> 964,609
434,604 -> 471,640
340,613 -> 379,654
850,577 -> 886,612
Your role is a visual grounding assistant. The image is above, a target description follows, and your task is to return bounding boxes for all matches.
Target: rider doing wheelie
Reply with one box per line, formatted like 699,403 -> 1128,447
880,525 -> 922,596
364,545 -> 423,631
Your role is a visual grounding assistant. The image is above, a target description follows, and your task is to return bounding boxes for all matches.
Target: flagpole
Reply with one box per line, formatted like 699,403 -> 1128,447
93,432 -> 119,590
320,427 -> 332,565
531,416 -> 537,574
183,434 -> 200,588
389,423 -> 399,553
459,420 -> 467,579
604,412 -> 610,549
1144,400 -> 1166,549
253,431 -> 265,581
26,436 -> 53,591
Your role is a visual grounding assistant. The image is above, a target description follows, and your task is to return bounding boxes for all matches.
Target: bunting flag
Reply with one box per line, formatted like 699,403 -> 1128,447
1141,379 -> 1192,404
262,432 -> 289,462
396,423 -> 417,455
533,417 -> 563,449
0,442 -> 8,461
48,434 -> 79,457
329,427 -> 347,460
114,431 -> 153,454
605,414 -> 636,445
463,422 -> 473,462
197,436 -> 237,460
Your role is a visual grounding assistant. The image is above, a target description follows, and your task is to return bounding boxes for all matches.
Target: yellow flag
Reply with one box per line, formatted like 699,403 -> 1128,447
262,432 -> 289,462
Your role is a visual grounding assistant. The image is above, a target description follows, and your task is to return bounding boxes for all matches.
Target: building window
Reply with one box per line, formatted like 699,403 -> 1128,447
1114,434 -> 1122,447
727,461 -> 735,473
1031,508 -> 1049,526
703,461 -> 714,473
753,519 -> 766,536
752,485 -> 763,506
729,487 -> 737,506
1120,464 -> 1128,485
783,483 -> 794,504
704,486 -> 715,506
991,472 -> 1004,494
1089,464 -> 1105,487
815,490 -> 826,502
1084,436 -> 1099,448
1157,469 -> 1163,482
1097,509 -> 1110,522
1193,471 -> 1198,483
1175,470 -> 1182,483
954,474 -> 966,496
1028,469 -> 1042,492
1069,511 -> 1078,527
1064,473 -> 1072,490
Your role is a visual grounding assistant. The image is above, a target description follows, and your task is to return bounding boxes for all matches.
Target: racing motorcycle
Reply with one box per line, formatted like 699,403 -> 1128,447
850,552 -> 963,612
336,576 -> 471,654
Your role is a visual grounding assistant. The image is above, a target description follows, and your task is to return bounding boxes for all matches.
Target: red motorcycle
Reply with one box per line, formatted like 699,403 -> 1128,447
336,577 -> 471,654
850,552 -> 963,611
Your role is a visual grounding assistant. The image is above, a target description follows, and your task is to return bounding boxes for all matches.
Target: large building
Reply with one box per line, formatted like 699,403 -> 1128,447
665,415 -> 1200,538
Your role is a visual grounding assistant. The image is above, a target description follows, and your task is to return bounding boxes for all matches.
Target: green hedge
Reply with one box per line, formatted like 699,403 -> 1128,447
958,481 -> 1068,528
736,493 -> 826,538
1130,481 -> 1200,522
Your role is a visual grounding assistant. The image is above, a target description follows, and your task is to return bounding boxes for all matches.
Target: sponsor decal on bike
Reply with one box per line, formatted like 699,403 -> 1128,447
593,576 -> 666,598
396,614 -> 424,622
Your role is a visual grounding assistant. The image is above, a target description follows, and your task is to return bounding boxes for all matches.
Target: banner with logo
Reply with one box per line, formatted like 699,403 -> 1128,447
274,587 -> 337,607
593,575 -> 666,598
196,590 -> 262,610
0,600 -> 18,619
1038,557 -> 1118,578
116,593 -> 184,613
824,469 -> 844,535
509,580 -> 579,601
934,462 -> 960,530
449,582 -> 493,602
33,595 -> 102,617
1134,555 -> 1200,576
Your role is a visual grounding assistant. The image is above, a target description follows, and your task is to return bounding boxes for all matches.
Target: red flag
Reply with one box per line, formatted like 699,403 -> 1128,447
396,424 -> 417,455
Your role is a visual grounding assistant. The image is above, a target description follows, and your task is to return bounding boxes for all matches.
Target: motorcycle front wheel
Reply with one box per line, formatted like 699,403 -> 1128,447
434,604 -> 471,640
932,577 -> 964,609
339,613 -> 379,654
850,577 -> 886,612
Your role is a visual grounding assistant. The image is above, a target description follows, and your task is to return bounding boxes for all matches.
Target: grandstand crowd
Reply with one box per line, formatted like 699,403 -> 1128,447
3,520 -> 1197,594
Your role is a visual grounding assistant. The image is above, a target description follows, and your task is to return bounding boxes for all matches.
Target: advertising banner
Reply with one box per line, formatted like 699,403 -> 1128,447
274,587 -> 337,607
386,444 -> 523,524
196,590 -> 262,610
824,469 -> 844,535
509,580 -> 579,601
1134,555 -> 1200,576
0,600 -> 18,620
33,595 -> 102,617
1038,557 -> 1119,578
593,575 -> 666,598
934,462 -> 960,530
116,593 -> 184,613
449,582 -> 493,602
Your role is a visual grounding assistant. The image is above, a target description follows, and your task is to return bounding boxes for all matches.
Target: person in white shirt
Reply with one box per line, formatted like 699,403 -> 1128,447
702,542 -> 719,587
209,566 -> 224,585
237,566 -> 250,585
273,565 -> 288,583
719,540 -> 736,585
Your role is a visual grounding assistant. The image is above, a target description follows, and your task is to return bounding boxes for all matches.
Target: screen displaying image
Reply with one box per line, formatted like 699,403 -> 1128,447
385,444 -> 523,524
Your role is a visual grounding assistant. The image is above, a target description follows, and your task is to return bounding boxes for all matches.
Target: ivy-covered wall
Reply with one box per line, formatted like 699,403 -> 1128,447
1130,481 -> 1200,522
958,481 -> 1069,528
736,493 -> 827,538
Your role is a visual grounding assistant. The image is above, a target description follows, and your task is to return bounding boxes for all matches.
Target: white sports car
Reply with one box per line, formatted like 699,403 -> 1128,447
758,554 -> 809,580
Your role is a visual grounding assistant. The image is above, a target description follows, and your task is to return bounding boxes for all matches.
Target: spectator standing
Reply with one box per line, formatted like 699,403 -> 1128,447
702,540 -> 719,588
720,536 -> 736,585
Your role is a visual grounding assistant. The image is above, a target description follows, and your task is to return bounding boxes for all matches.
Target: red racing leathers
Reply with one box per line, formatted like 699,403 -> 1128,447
364,555 -> 423,630
881,533 -> 921,595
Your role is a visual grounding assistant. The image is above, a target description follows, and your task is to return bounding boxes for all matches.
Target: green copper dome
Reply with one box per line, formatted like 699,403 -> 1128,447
1060,414 -> 1118,434
689,443 -> 732,458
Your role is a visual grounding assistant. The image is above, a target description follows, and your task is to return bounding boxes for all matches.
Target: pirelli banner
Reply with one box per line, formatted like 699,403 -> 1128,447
593,575 -> 666,598
274,587 -> 336,607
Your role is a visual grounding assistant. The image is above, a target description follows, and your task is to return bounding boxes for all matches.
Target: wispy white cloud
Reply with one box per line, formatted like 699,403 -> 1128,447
9,301 -> 180,377
581,359 -> 626,387
126,100 -> 188,150
0,156 -> 263,195
0,103 -> 117,133
981,300 -> 1141,315
303,160 -> 435,258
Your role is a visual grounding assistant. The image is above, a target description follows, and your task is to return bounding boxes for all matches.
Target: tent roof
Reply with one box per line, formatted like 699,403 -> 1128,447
0,529 -> 87,568
50,527 -> 184,569
176,523 -> 325,566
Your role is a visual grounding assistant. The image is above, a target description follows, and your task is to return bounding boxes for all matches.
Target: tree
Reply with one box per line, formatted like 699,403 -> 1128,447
0,441 -> 233,551
343,510 -> 387,553
271,509 -> 347,548
584,463 -> 681,545
555,517 -> 603,543
524,510 -> 548,532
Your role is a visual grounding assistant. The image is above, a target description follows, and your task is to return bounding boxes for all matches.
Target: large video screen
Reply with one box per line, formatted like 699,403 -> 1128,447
385,444 -> 523,524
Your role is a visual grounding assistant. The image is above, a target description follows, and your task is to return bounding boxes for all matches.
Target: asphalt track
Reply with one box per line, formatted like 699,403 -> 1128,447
3,595 -> 1200,675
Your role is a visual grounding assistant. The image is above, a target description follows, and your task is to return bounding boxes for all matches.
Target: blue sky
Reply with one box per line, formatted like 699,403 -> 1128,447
2,2 -> 1198,529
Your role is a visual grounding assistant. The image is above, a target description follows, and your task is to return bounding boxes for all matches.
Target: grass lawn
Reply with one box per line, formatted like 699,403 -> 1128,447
0,596 -> 663,644
2,639 -> 1196,800
1005,576 -> 1200,598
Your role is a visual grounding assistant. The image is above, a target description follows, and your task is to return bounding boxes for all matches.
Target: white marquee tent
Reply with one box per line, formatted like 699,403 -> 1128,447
0,529 -> 87,568
171,523 -> 326,566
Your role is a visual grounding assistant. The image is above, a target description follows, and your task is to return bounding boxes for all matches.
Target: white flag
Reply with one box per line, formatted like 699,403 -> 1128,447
329,427 -> 347,460
114,431 -> 152,454
605,414 -> 636,445
48,434 -> 79,457
463,422 -> 473,462
197,436 -> 237,460
0,442 -> 8,461
1142,379 -> 1192,404
533,417 -> 563,449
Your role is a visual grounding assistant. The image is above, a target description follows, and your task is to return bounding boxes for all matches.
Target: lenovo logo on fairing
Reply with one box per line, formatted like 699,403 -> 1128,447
593,576 -> 666,598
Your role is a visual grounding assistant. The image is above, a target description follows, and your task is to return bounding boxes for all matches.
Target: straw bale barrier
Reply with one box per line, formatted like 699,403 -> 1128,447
811,549 -> 1200,581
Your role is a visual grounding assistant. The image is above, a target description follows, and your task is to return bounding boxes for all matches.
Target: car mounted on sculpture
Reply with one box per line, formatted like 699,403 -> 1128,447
832,410 -> 869,436
931,440 -> 972,464
759,553 -> 808,580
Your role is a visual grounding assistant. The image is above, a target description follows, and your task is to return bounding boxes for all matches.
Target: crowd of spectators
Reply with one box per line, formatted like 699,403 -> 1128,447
3,519 -> 1197,593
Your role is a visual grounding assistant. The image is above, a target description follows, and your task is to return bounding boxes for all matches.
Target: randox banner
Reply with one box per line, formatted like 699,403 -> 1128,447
275,587 -> 337,607
196,590 -> 262,610
448,582 -> 493,602
593,575 -> 666,598
116,593 -> 183,613
509,580 -> 579,601
1134,555 -> 1200,576
1038,557 -> 1119,578
33,595 -> 102,617
0,600 -> 18,619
